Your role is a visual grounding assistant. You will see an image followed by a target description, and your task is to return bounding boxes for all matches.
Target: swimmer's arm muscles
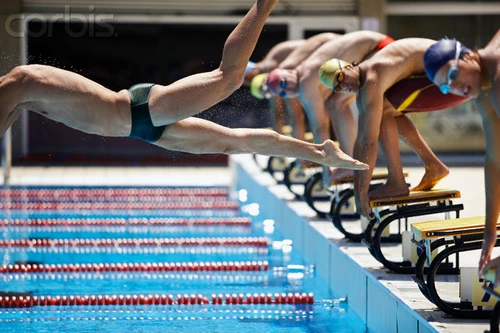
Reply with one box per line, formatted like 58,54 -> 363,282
280,33 -> 335,69
479,97 -> 500,252
285,98 -> 306,141
354,83 -> 383,196
262,41 -> 300,71
300,89 -> 331,181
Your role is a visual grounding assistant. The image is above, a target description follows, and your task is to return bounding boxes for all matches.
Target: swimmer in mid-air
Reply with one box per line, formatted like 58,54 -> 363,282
422,33 -> 500,282
0,0 -> 368,171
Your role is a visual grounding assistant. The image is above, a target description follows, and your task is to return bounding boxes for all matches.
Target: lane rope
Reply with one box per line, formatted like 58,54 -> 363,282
0,260 -> 269,273
0,201 -> 239,210
0,217 -> 252,228
0,236 -> 269,248
0,188 -> 230,198
0,292 -> 314,308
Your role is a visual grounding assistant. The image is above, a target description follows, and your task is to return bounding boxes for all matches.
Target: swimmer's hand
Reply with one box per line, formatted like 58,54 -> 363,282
481,257 -> 500,287
479,230 -> 497,275
322,140 -> 369,170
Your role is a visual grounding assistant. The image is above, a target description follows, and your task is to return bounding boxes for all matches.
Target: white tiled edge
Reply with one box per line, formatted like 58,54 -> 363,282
230,154 -> 490,333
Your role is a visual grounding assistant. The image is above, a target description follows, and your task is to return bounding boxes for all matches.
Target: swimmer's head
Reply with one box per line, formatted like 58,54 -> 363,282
424,39 -> 477,97
319,58 -> 357,93
246,61 -> 256,74
265,68 -> 299,98
424,39 -> 470,81
250,73 -> 270,99
243,61 -> 261,87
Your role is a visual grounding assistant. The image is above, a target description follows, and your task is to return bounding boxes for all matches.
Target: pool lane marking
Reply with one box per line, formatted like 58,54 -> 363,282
0,201 -> 239,210
0,292 -> 314,308
0,217 -> 252,228
0,237 -> 269,248
0,261 -> 269,273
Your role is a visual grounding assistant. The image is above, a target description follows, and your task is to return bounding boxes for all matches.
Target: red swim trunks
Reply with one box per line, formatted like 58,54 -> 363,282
385,75 -> 469,113
374,36 -> 395,52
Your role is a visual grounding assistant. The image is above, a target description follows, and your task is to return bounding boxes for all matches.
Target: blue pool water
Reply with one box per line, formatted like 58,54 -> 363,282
0,186 -> 366,332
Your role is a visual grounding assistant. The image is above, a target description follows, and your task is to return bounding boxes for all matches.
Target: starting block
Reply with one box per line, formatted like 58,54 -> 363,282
302,169 -> 404,220
282,160 -> 321,199
411,216 -> 500,319
484,268 -> 500,332
331,170 -> 409,241
362,189 -> 464,274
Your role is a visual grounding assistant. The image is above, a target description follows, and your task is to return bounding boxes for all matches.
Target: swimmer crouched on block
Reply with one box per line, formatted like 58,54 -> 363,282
422,33 -> 500,281
0,0 -> 368,171
317,38 -> 469,218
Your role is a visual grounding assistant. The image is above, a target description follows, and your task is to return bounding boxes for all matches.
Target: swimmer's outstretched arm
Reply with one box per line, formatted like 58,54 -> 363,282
148,0 -> 279,126
353,83 -> 384,217
285,98 -> 307,141
153,117 -> 369,170
478,96 -> 500,273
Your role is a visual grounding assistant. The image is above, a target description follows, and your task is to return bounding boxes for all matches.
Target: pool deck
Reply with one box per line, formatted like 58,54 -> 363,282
1,161 -> 492,333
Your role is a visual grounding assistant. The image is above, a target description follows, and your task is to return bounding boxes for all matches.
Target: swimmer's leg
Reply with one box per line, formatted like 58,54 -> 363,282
148,0 -> 278,126
394,114 -> 449,191
370,111 -> 410,200
153,117 -> 368,170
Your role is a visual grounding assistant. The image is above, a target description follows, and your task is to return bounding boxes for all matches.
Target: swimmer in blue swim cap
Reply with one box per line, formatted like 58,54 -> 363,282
424,33 -> 500,284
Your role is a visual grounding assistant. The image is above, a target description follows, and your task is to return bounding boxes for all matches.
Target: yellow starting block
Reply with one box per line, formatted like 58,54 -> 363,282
363,189 -> 464,274
304,168 -> 408,223
410,216 -> 500,319
483,268 -> 500,333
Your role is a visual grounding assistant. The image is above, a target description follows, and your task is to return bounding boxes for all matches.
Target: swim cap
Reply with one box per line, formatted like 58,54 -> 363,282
265,68 -> 287,95
250,73 -> 269,99
245,61 -> 256,75
424,39 -> 471,81
318,58 -> 351,89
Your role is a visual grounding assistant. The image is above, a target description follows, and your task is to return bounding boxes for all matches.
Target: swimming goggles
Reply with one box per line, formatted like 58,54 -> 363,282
439,41 -> 461,94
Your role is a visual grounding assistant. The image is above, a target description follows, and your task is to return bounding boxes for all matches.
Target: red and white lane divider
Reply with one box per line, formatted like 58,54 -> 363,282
0,187 -> 230,199
0,217 -> 252,228
0,292 -> 314,308
0,261 -> 269,274
0,201 -> 239,210
4,197 -> 234,203
0,237 -> 269,248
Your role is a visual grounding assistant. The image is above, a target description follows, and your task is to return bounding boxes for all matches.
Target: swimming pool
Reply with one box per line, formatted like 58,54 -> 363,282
0,186 -> 366,332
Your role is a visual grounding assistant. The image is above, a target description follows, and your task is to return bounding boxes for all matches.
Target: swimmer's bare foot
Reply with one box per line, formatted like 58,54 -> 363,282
369,182 -> 409,200
411,164 -> 449,191
330,168 -> 354,181
321,140 -> 369,170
